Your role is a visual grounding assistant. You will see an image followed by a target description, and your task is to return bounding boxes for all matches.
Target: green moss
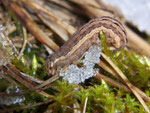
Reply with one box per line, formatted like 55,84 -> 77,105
100,32 -> 150,88
124,94 -> 139,112
47,80 -> 78,113
11,45 -> 47,79
32,55 -> 38,75
100,31 -> 112,57
0,80 -> 11,91
11,57 -> 31,75
49,80 -> 145,113
8,11 -> 23,37
3,79 -> 147,112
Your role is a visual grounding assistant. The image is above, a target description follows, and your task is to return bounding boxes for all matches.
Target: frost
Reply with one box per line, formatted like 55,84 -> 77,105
82,45 -> 101,66
59,45 -> 101,84
0,86 -> 25,105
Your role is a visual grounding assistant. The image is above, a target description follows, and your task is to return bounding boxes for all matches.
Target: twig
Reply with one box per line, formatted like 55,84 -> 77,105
19,72 -> 44,84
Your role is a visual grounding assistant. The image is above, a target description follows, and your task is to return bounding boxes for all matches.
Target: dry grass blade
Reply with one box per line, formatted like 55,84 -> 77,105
25,74 -> 59,93
83,97 -> 88,113
18,27 -> 27,59
98,61 -> 120,79
19,72 -> 44,84
2,0 -> 59,52
95,74 -> 130,92
101,52 -> 150,112
99,60 -> 150,103
22,0 -> 76,41
70,0 -> 114,18
126,26 -> 150,58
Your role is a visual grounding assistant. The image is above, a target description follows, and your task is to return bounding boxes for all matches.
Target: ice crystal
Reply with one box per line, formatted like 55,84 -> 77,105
0,86 -> 25,105
59,45 -> 101,84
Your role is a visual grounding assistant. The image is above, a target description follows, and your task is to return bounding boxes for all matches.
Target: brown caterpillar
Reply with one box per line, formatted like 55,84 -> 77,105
45,16 -> 127,74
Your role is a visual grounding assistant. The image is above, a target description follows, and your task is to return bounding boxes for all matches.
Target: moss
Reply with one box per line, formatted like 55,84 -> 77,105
11,45 -> 47,79
49,80 -> 144,113
8,11 -> 23,37
100,32 -> 150,88
47,80 -> 78,113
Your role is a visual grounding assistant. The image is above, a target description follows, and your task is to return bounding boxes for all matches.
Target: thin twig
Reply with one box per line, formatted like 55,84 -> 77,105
18,27 -> 27,59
